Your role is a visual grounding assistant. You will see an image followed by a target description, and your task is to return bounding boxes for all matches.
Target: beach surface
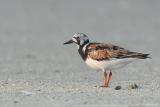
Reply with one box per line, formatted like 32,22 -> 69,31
0,0 -> 160,107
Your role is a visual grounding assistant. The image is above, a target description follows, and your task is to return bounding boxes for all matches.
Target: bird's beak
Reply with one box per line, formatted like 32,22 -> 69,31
63,40 -> 74,45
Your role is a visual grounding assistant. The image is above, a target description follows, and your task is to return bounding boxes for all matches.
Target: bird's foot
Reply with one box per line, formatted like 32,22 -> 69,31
100,85 -> 109,88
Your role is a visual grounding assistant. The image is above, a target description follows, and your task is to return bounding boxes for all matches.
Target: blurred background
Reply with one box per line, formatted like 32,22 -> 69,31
0,0 -> 159,79
0,0 -> 160,106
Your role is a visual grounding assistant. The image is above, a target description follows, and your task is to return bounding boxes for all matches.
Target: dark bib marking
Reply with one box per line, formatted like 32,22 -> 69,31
78,41 -> 89,61
78,47 -> 86,61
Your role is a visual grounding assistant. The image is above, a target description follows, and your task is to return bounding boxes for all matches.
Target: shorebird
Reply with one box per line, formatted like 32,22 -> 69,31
64,33 -> 150,87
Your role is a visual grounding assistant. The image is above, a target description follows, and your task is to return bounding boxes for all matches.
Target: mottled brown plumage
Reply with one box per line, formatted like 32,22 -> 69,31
86,43 -> 150,61
64,33 -> 150,87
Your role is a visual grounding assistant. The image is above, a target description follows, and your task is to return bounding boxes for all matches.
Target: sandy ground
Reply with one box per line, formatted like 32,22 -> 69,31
0,0 -> 160,107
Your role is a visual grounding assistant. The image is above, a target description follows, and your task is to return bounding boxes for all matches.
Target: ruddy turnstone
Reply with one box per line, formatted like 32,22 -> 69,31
64,33 -> 150,87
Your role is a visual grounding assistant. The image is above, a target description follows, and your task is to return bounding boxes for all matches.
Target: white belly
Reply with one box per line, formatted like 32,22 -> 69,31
85,58 -> 137,71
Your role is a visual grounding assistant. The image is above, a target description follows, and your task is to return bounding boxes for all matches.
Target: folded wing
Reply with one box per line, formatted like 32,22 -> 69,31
86,43 -> 150,61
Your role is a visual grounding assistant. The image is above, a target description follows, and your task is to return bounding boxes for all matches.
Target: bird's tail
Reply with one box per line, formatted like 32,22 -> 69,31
130,53 -> 151,59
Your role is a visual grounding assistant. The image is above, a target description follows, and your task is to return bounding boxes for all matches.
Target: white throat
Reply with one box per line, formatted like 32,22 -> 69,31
82,43 -> 89,53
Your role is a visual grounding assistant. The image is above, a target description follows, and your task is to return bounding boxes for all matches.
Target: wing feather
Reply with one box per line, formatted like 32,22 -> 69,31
86,43 -> 150,61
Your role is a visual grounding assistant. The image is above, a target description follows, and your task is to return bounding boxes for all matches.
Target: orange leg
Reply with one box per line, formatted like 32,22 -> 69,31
103,72 -> 108,87
107,71 -> 112,86
102,71 -> 112,87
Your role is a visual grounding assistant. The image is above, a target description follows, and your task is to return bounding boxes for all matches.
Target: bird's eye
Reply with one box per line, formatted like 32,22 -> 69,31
77,37 -> 80,39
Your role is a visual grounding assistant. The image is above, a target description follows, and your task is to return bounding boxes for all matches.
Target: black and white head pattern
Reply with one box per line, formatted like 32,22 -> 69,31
72,33 -> 89,46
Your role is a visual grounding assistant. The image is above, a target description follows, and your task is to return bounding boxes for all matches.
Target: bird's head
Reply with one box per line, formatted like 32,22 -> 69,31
64,33 -> 89,47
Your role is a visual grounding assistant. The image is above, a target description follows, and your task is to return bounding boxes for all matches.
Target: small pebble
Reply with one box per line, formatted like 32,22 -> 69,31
128,84 -> 139,90
132,84 -> 138,89
115,86 -> 122,90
